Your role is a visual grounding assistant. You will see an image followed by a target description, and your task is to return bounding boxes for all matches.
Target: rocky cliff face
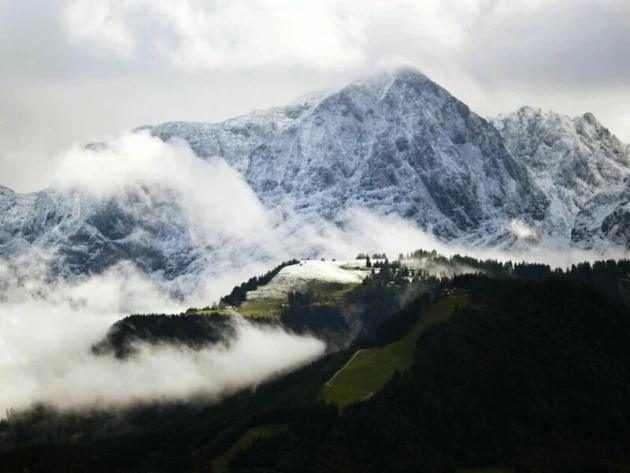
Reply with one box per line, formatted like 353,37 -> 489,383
236,69 -> 547,245
492,106 -> 630,248
0,184 -> 203,282
149,92 -> 325,175
572,180 -> 630,251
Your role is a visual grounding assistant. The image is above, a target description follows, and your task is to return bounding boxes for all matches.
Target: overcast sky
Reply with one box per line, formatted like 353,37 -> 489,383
1,0 -> 629,192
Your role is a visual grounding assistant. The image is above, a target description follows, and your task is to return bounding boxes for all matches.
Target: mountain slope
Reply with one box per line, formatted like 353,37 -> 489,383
572,179 -> 630,251
150,68 -> 548,246
0,184 -> 203,281
242,69 -> 547,244
148,92 -> 325,174
492,106 -> 630,247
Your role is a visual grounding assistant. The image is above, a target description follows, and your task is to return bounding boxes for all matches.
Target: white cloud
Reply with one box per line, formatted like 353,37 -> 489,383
62,0 -> 367,70
60,0 -> 485,72
461,0 -> 630,88
51,131 -> 275,249
0,234 -> 326,415
0,297 -> 324,412
64,0 -> 136,56
506,219 -> 538,240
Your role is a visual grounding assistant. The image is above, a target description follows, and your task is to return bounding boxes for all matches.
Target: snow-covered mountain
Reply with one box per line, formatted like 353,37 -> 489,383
0,184 -> 204,281
1,67 -> 629,288
572,179 -> 630,251
492,106 -> 630,248
149,92 -> 326,175
150,68 -> 548,245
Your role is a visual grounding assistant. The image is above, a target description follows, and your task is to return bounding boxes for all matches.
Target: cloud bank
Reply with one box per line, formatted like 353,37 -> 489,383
58,0 -> 630,91
0,308 -> 324,413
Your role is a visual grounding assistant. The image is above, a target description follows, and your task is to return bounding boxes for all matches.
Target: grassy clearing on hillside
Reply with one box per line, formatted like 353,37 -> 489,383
320,294 -> 469,408
192,281 -> 360,319
189,299 -> 285,319
212,424 -> 289,473
236,298 -> 285,319
189,308 -> 233,316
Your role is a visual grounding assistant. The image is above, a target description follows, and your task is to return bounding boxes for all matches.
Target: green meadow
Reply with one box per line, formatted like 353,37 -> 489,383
320,294 -> 469,408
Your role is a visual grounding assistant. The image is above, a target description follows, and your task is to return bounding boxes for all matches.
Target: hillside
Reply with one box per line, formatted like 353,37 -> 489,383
321,294 -> 468,408
2,255 -> 630,472
231,276 -> 630,473
227,259 -> 372,319
90,257 -> 423,360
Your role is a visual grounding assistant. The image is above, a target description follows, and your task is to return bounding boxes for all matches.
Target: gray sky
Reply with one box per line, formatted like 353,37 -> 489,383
1,0 -> 629,192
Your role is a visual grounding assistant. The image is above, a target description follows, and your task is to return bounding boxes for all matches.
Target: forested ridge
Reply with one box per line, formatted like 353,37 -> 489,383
2,256 -> 630,472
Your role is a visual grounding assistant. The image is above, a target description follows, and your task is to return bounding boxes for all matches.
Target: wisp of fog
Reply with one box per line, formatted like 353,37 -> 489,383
0,305 -> 325,412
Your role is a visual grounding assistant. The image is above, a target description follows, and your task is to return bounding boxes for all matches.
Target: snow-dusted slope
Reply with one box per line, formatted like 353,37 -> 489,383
244,69 -> 548,245
152,68 -> 548,246
572,180 -> 630,251
492,107 -> 630,247
148,92 -> 325,174
0,184 -> 203,281
246,260 -> 370,301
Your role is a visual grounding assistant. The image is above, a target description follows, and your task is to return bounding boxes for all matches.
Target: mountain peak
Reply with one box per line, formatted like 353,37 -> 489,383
382,65 -> 430,81
500,106 -> 608,130
0,185 -> 16,200
516,105 -> 542,116
313,67 -> 436,109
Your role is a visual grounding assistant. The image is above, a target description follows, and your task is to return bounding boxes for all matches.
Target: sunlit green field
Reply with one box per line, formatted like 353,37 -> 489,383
192,281 -> 360,319
320,294 -> 469,408
235,298 -> 285,319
